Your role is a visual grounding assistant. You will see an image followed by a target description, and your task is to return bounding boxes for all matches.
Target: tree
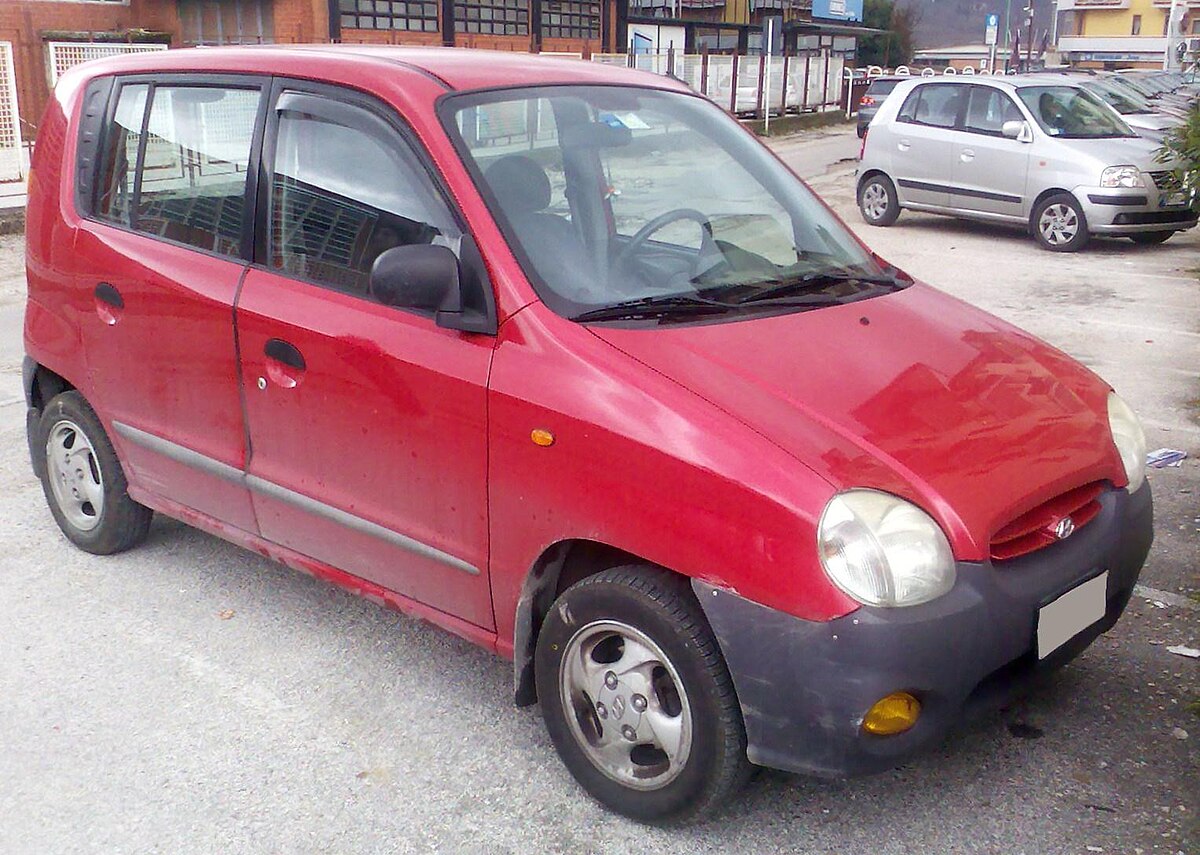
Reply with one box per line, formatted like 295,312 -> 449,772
856,0 -> 920,68
1156,104 -> 1200,212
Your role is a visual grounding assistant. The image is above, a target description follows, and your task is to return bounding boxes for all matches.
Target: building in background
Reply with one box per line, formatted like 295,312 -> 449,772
1054,0 -> 1197,67
912,43 -> 993,70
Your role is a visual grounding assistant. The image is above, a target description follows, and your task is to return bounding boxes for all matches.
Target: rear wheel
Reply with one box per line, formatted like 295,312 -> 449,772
858,175 -> 900,226
37,391 -> 152,554
535,566 -> 750,823
1128,231 -> 1173,245
1032,194 -> 1089,252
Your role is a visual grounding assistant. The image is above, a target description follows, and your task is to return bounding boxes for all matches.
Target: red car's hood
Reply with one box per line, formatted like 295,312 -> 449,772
589,284 -> 1124,559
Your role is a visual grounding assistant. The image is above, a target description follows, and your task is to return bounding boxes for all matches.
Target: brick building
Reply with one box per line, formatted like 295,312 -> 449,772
2,0 -> 620,140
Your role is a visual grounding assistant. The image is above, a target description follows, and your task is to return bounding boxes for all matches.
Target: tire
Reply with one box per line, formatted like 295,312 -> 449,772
858,174 -> 900,227
1128,231 -> 1173,245
1031,193 -> 1089,252
36,391 -> 152,554
535,566 -> 750,823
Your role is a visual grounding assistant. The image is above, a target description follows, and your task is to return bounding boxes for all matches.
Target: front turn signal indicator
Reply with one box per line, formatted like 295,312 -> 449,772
862,692 -> 921,736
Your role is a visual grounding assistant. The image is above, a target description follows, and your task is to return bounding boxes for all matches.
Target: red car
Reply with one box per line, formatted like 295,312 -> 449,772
24,46 -> 1153,822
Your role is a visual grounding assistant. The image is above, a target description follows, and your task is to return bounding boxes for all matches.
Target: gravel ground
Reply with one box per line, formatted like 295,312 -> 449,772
0,128 -> 1196,854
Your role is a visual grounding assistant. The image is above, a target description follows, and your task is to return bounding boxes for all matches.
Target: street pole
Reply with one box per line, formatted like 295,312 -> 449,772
1163,0 -> 1179,70
764,17 -> 774,134
1003,0 -> 1013,51
1025,5 -> 1034,72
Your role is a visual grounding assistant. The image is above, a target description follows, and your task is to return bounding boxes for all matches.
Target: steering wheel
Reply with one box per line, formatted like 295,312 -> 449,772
610,208 -> 714,282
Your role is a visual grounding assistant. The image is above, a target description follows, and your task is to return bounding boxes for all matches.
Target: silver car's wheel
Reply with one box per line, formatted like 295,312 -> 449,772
1037,204 -> 1078,246
46,419 -> 105,532
559,620 -> 693,791
858,175 -> 900,226
1032,194 -> 1089,252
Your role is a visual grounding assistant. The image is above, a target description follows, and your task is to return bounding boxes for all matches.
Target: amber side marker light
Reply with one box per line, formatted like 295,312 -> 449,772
862,692 -> 921,736
531,429 -> 555,447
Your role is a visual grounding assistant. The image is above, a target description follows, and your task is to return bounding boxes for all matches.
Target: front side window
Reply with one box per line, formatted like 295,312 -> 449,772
897,84 -> 966,129
269,100 -> 460,299
96,83 -> 259,257
447,86 -> 899,322
1017,85 -> 1135,139
963,87 -> 1024,135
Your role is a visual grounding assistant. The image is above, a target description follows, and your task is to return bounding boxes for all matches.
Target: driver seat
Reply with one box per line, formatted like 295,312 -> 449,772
483,155 -> 596,301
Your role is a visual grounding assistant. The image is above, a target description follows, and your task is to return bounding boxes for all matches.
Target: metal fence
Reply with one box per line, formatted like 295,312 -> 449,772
591,51 -> 846,116
46,41 -> 168,87
0,42 -> 23,186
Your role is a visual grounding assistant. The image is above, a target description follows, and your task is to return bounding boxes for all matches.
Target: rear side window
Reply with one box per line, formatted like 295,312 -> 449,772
96,83 -> 148,227
897,84 -> 967,129
963,88 -> 1025,135
269,99 -> 459,298
95,82 -> 261,258
866,80 -> 899,98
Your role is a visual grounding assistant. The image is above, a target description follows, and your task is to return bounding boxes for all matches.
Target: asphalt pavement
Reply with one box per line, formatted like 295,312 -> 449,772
0,126 -> 1196,854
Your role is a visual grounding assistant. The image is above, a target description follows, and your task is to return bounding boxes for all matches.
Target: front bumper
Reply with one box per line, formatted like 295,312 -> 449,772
694,481 -> 1153,778
1075,184 -> 1197,234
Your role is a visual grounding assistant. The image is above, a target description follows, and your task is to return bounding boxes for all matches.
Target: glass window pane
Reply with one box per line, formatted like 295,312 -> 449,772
270,107 -> 459,300
134,86 -> 259,257
96,83 -> 148,227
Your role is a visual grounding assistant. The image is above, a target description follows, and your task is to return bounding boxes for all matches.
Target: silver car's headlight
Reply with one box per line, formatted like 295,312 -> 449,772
1100,165 -> 1145,188
817,490 -> 955,608
1108,392 -> 1147,492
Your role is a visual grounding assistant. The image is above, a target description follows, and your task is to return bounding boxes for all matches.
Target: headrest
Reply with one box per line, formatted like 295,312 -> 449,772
484,155 -> 552,215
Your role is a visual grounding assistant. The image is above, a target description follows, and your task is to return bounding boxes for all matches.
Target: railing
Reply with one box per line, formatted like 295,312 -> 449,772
590,50 -> 848,116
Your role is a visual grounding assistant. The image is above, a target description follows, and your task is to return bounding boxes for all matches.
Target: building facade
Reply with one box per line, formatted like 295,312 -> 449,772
1055,0 -> 1197,67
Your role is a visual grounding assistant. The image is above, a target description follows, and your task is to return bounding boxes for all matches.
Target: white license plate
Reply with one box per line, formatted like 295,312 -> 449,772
1037,571 -> 1108,660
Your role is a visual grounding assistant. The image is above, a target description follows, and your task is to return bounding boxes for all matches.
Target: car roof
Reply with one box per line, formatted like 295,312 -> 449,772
63,44 -> 690,94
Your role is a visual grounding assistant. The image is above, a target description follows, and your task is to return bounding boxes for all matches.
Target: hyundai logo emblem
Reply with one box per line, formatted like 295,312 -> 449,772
1054,517 -> 1075,540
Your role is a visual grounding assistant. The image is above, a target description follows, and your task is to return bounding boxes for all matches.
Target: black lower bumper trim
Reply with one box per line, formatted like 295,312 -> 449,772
694,482 -> 1153,778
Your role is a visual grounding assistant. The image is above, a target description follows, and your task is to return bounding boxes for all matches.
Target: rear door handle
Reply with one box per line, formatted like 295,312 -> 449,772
960,149 -> 975,162
898,139 -> 911,151
93,282 -> 124,325
264,338 -> 305,371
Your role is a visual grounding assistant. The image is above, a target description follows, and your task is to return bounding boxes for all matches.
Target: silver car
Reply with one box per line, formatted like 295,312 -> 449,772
856,76 -> 1198,251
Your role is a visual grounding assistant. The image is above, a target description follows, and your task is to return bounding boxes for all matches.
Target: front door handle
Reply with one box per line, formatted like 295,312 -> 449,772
262,338 -> 306,389
264,338 -> 305,371
960,149 -> 975,162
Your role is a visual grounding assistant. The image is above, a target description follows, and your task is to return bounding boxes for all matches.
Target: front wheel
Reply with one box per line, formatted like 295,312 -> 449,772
1032,194 -> 1089,252
1128,231 -> 1173,245
858,174 -> 900,226
535,566 -> 750,823
37,391 -> 152,554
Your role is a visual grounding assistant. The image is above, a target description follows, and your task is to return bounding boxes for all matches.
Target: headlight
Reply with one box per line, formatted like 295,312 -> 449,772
1100,166 -> 1145,188
817,490 -> 955,608
1107,392 -> 1147,492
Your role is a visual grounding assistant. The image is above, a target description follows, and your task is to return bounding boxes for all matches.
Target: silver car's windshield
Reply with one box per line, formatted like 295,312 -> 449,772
1017,86 -> 1136,139
444,86 -> 898,322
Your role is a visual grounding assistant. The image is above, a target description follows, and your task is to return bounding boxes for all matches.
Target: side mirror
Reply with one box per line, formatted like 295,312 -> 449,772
1002,120 -> 1034,143
370,243 -> 462,315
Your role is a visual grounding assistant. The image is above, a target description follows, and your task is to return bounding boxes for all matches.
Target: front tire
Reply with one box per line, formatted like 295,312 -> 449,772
37,391 -> 152,554
1032,193 -> 1089,252
858,174 -> 900,226
1128,231 -> 1173,245
535,566 -> 750,823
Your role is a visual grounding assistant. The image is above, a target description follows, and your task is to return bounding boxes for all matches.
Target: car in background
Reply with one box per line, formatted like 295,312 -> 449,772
856,75 -> 905,137
1022,72 -> 1184,141
857,76 -> 1197,251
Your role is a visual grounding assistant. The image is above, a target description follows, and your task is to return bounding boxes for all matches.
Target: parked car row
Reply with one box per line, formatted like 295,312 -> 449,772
856,72 -> 1197,251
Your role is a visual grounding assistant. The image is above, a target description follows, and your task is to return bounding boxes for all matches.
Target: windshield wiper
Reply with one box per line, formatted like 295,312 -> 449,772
736,270 -> 899,304
570,293 -> 738,323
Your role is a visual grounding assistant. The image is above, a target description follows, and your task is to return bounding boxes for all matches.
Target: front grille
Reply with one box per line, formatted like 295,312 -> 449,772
989,482 -> 1105,562
1146,170 -> 1182,193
